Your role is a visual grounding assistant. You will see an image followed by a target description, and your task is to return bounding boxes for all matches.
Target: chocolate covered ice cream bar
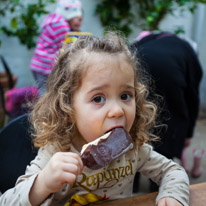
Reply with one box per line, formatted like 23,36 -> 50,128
81,128 -> 133,170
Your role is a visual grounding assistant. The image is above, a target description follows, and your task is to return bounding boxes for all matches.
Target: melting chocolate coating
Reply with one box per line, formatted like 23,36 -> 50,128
81,128 -> 133,170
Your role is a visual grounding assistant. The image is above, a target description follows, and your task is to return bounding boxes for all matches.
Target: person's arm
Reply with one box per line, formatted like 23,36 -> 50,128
29,152 -> 83,206
137,144 -> 189,206
0,144 -> 83,206
49,15 -> 70,50
31,14 -> 70,73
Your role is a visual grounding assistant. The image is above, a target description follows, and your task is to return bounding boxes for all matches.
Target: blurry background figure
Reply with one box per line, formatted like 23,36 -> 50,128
131,31 -> 203,192
30,0 -> 83,95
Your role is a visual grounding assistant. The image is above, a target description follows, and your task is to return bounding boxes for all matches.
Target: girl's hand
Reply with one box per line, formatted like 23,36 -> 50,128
157,197 -> 183,206
39,152 -> 84,193
30,152 -> 84,205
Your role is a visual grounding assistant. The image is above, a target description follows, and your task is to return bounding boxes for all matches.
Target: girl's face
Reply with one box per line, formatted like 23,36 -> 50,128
69,16 -> 82,31
73,53 -> 136,147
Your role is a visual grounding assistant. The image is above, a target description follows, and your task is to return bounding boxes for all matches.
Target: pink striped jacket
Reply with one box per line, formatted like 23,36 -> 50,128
30,13 -> 70,76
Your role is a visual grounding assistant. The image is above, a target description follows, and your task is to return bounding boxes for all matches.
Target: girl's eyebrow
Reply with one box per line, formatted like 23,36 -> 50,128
124,85 -> 135,90
88,84 -> 134,94
87,85 -> 109,94
119,84 -> 135,91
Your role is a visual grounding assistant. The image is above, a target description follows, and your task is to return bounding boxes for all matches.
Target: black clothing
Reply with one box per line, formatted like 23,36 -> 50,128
0,114 -> 38,193
132,33 -> 202,159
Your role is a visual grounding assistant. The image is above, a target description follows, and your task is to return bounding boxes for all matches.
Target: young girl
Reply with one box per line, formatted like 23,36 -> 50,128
0,33 -> 189,206
30,0 -> 83,95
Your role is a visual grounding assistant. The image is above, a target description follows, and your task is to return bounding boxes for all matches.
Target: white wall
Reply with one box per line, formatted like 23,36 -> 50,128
0,34 -> 35,87
0,1 -> 206,109
193,4 -> 206,110
160,4 -> 206,110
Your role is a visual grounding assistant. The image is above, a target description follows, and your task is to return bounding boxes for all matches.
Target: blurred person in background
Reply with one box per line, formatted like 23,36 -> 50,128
131,31 -> 203,192
30,0 -> 83,95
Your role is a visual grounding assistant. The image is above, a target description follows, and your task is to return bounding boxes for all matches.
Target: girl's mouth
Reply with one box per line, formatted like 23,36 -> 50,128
105,126 -> 123,134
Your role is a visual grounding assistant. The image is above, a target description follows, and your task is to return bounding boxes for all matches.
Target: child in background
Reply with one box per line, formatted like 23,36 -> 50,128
0,33 -> 189,206
30,0 -> 83,95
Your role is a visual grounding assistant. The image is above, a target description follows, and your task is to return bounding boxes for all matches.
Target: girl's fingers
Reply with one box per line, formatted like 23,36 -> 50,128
60,172 -> 77,184
157,197 -> 182,206
62,152 -> 80,159
51,152 -> 84,178
53,152 -> 83,175
62,153 -> 84,170
62,163 -> 79,175
157,198 -> 165,206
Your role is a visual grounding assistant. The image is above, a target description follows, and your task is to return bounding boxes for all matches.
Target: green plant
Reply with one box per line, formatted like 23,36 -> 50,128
95,0 -> 134,37
0,0 -> 56,49
1,0 -> 206,48
95,0 -> 206,37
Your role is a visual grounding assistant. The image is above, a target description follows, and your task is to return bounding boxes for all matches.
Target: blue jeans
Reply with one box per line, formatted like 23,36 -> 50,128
33,72 -> 47,96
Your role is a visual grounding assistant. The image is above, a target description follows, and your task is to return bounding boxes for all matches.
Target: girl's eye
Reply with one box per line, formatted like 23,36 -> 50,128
92,96 -> 105,104
121,93 -> 131,101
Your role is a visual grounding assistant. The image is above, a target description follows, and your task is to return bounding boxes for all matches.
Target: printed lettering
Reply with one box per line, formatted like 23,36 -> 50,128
95,173 -> 104,188
120,167 -> 125,178
73,160 -> 133,191
111,168 -> 120,179
86,175 -> 96,187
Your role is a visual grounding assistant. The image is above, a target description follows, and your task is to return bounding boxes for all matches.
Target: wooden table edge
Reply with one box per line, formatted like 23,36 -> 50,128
91,182 -> 206,206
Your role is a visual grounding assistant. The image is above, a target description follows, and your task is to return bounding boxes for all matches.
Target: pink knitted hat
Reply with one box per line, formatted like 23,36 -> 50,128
55,0 -> 82,20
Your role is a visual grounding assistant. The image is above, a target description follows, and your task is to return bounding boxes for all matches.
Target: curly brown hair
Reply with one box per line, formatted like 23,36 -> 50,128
30,32 -> 158,152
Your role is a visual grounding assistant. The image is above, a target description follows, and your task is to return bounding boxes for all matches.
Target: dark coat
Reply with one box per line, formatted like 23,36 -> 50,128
132,33 -> 202,159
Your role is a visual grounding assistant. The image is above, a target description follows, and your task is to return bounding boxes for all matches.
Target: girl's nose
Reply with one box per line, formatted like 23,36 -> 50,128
107,101 -> 124,118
